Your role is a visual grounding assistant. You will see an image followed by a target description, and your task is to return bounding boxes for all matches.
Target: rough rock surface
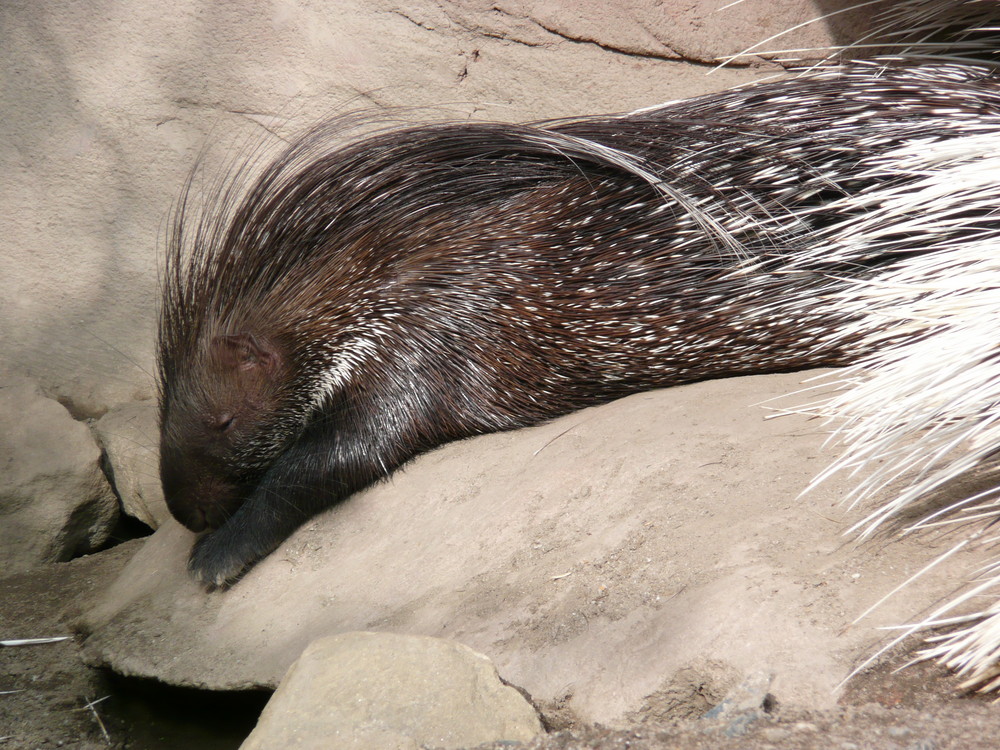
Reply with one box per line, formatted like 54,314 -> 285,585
92,400 -> 166,528
1,0 -> 870,413
79,371 -> 991,727
0,371 -> 118,573
9,542 -> 1000,749
240,632 -> 542,750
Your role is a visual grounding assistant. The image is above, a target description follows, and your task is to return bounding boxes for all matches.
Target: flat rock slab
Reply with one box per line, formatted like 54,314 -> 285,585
78,371 -> 988,726
241,632 -> 542,750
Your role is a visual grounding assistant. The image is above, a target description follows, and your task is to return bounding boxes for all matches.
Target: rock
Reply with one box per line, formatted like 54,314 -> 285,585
92,401 -> 166,528
444,0 -> 870,65
240,632 -> 542,750
0,372 -> 118,572
77,371 -> 992,726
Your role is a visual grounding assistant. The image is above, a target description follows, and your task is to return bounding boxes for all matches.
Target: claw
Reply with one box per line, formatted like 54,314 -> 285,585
188,532 -> 248,590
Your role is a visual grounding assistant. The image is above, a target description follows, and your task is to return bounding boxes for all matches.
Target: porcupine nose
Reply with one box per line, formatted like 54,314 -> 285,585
160,447 -> 244,531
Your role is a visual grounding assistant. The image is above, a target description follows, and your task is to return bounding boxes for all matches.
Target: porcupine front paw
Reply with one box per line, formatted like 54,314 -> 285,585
188,530 -> 255,589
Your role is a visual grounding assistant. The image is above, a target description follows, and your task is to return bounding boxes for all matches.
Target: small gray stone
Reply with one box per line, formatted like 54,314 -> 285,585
239,632 -> 542,750
704,671 -> 773,719
703,671 -> 773,737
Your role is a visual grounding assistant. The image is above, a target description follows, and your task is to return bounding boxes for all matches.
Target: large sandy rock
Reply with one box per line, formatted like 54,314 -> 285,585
92,401 -> 167,529
1,0 -> 866,413
0,373 -> 118,572
78,371 -> 989,726
240,632 -> 542,750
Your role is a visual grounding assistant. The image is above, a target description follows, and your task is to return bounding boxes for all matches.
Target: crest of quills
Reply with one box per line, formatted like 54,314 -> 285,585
158,0 -> 1000,693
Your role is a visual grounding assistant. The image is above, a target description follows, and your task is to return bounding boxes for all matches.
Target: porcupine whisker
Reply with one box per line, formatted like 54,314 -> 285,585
35,348 -> 155,393
74,329 -> 157,383
97,429 -> 159,456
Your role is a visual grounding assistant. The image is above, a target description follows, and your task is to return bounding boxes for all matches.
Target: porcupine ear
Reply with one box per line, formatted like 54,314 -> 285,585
213,333 -> 282,375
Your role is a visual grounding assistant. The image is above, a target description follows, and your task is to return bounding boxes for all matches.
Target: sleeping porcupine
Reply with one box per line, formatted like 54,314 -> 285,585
160,60 -> 1000,588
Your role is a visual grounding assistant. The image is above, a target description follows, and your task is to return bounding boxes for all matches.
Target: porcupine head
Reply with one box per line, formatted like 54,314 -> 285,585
154,139 -> 450,587
158,273 -> 378,590
158,323 -> 297,535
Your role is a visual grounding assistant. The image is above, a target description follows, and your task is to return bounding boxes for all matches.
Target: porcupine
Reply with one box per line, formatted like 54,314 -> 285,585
159,60 -> 1000,590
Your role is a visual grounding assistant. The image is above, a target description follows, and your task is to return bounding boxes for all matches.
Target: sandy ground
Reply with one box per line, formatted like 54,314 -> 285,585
0,541 -> 269,750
